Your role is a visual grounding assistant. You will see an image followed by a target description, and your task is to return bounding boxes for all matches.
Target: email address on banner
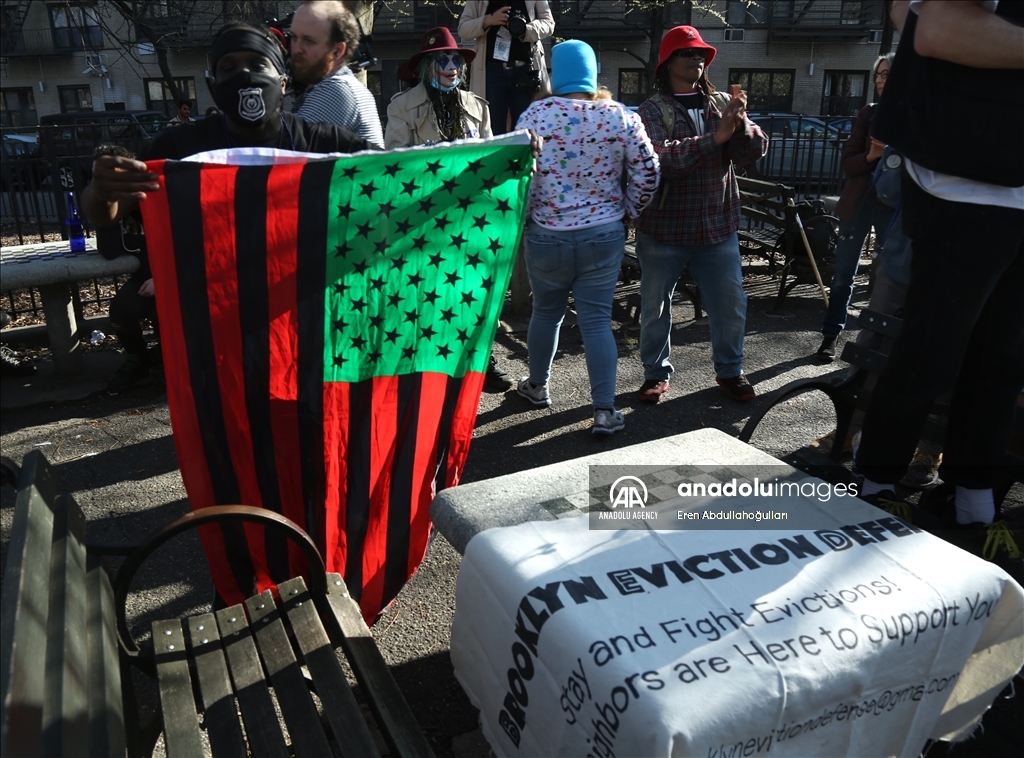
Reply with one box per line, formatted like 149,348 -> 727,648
677,510 -> 789,522
705,673 -> 961,758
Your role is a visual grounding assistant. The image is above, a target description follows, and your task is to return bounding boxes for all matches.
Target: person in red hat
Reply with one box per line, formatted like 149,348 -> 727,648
633,25 -> 768,405
384,27 -> 515,393
384,27 -> 491,149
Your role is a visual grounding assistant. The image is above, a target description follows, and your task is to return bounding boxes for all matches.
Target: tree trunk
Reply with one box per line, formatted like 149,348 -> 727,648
349,1 -> 374,86
647,4 -> 667,95
879,0 -> 895,54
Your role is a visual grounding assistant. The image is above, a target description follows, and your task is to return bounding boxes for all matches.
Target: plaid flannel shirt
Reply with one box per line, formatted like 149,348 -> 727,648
635,93 -> 768,246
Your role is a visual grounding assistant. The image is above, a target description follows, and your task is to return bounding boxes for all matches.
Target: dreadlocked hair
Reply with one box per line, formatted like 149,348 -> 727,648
656,66 -> 718,97
416,54 -> 470,142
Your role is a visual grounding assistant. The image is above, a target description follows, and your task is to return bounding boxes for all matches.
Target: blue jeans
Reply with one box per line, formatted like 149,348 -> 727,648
486,61 -> 535,134
637,232 -> 747,380
523,220 -> 625,409
822,197 -> 894,336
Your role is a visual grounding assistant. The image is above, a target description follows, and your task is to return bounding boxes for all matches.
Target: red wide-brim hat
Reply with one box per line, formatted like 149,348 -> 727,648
656,25 -> 717,74
405,27 -> 476,73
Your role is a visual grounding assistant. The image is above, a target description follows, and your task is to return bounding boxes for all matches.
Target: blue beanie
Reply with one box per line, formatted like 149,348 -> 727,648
551,40 -> 597,95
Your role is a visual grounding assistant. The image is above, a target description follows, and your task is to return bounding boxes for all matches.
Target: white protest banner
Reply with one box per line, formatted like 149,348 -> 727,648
451,495 -> 1023,758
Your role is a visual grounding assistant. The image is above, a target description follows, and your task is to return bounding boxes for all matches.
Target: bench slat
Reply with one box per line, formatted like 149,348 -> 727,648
43,493 -> 89,758
154,619 -> 205,758
245,591 -> 335,757
86,554 -> 125,758
840,343 -> 889,374
321,573 -> 435,758
0,452 -> 57,756
185,613 -> 247,758
277,577 -> 381,758
216,606 -> 290,758
855,309 -> 903,339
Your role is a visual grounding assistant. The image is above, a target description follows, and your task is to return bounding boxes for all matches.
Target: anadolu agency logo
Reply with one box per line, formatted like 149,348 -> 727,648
609,476 -> 648,509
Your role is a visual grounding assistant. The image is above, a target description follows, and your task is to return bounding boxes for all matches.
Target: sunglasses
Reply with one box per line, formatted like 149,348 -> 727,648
673,48 -> 706,61
435,53 -> 464,69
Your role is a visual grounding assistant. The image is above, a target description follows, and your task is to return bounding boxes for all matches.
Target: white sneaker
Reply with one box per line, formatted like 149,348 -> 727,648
517,377 -> 551,407
593,408 -> 625,436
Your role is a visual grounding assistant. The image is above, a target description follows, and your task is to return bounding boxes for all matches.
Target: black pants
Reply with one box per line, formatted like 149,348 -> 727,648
855,174 -> 1024,489
109,272 -> 157,355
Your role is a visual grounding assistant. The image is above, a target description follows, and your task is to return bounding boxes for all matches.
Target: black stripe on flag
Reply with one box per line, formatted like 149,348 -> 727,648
433,375 -> 465,493
234,164 -> 290,585
383,373 -> 419,605
295,159 -> 333,552
164,161 -> 254,596
344,380 -> 374,597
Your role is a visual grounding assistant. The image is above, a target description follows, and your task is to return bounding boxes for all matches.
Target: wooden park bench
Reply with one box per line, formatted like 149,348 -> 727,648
736,176 -> 838,311
0,450 -> 435,758
738,308 -> 1023,502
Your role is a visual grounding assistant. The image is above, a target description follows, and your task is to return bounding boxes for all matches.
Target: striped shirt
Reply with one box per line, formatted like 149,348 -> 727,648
294,67 -> 384,148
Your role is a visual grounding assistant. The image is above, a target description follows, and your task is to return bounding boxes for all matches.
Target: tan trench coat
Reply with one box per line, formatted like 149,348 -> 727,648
384,83 -> 492,149
457,1 -> 554,101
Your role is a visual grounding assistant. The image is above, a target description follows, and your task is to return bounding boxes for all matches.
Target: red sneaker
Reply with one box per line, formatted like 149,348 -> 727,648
716,374 -> 756,402
638,379 -> 670,403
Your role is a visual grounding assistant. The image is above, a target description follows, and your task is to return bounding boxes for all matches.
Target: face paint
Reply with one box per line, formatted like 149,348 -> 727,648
431,52 -> 462,92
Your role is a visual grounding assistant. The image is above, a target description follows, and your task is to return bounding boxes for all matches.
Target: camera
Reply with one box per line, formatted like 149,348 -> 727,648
507,9 -> 529,38
516,69 -> 542,92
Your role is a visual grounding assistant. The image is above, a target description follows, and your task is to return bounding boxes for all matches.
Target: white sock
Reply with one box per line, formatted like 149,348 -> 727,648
860,479 -> 888,496
954,487 -> 995,525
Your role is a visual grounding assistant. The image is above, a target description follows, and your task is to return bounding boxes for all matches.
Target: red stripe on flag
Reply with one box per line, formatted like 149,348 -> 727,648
407,372 -> 449,572
360,374 -> 400,619
200,165 -> 272,588
322,383 -> 351,576
264,161 -> 308,579
142,162 -> 240,594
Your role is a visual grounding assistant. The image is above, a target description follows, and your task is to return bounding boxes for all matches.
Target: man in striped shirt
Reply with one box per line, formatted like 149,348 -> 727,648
288,1 -> 384,148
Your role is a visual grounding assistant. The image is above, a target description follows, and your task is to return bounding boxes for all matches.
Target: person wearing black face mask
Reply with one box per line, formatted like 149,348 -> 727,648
82,23 -> 377,228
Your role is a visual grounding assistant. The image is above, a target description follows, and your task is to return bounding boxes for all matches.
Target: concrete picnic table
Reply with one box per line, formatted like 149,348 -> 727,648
1,239 -> 139,373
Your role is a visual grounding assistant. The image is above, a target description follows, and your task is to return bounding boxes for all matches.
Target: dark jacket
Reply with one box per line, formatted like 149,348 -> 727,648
834,104 -> 878,224
873,5 -> 1024,187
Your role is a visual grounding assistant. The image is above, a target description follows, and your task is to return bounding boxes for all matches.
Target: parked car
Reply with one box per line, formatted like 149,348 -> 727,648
747,113 -> 846,189
1,132 -> 44,191
38,110 -> 166,189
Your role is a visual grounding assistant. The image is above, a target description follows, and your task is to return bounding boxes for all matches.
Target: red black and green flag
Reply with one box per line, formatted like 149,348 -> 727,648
141,135 -> 531,620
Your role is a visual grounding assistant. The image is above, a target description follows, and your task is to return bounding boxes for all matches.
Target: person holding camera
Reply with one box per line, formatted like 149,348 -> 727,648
458,1 -> 554,134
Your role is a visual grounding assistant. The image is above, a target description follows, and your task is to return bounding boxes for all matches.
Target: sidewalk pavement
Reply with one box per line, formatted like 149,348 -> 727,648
2,269 -> 1020,757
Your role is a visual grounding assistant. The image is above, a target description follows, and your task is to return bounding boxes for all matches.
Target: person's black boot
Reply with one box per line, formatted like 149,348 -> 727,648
815,334 -> 838,363
484,354 -> 513,392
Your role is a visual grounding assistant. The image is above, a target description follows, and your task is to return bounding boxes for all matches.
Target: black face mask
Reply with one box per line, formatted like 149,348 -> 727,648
212,70 -> 283,128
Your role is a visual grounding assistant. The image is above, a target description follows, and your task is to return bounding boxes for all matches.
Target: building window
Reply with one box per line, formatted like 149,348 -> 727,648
58,85 -> 93,113
49,4 -> 103,50
729,70 -> 794,112
145,77 -> 197,118
1,88 -> 39,127
618,69 -> 647,107
822,70 -> 868,116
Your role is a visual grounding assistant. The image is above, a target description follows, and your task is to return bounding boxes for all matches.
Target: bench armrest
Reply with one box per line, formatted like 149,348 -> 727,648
108,505 -> 327,657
